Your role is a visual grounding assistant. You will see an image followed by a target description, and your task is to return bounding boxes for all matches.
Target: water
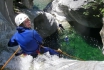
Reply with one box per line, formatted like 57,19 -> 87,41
33,0 -> 52,10
0,51 -> 77,70
1,51 -> 104,70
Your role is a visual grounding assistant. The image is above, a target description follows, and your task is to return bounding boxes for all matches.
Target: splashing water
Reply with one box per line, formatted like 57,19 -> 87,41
0,51 -> 77,70
1,51 -> 104,70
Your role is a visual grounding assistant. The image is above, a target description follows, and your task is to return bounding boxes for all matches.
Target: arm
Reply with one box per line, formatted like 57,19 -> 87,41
8,34 -> 18,47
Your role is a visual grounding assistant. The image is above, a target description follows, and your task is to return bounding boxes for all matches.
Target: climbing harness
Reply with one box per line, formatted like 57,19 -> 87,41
20,53 -> 27,57
0,47 -> 20,70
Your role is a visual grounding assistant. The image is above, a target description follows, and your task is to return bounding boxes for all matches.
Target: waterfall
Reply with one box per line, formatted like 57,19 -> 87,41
0,52 -> 77,70
1,51 -> 104,70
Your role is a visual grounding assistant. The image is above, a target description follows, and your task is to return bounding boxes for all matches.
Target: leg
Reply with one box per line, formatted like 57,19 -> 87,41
40,47 -> 59,55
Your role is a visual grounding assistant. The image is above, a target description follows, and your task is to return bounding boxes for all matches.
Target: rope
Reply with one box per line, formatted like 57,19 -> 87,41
0,47 -> 20,70
57,49 -> 84,61
61,51 -> 84,61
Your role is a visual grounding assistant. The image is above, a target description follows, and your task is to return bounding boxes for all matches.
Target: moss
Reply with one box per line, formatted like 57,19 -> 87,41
59,27 -> 104,61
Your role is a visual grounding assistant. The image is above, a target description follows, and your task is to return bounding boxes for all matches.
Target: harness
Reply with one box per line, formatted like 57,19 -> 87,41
32,30 -> 41,54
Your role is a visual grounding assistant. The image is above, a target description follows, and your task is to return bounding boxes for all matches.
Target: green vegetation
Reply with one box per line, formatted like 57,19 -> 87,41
59,27 -> 104,61
82,0 -> 104,17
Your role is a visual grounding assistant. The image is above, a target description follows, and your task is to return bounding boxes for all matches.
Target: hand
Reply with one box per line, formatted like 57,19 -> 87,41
56,48 -> 63,54
40,45 -> 44,48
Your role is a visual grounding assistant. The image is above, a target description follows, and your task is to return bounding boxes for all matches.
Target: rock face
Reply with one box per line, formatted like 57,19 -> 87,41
34,12 -> 58,38
0,0 -> 16,52
45,0 -> 102,28
100,18 -> 104,54
0,0 -> 15,26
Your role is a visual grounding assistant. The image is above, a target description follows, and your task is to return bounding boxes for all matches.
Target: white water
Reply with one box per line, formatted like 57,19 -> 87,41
1,51 -> 104,70
0,51 -> 76,70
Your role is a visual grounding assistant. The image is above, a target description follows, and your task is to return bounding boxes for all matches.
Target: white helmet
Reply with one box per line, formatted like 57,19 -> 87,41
15,13 -> 29,26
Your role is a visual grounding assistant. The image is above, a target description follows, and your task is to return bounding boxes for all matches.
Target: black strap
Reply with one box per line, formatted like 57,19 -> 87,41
33,30 -> 40,44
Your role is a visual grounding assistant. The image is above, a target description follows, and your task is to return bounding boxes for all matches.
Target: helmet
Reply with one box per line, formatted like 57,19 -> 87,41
15,13 -> 29,26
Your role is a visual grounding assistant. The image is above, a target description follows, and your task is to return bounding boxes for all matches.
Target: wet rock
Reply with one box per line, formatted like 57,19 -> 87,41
45,0 -> 102,28
33,12 -> 58,38
100,17 -> 104,54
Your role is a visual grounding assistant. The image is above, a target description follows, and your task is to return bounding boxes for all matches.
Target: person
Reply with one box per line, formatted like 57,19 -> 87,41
64,36 -> 69,45
8,13 -> 61,58
59,23 -> 65,32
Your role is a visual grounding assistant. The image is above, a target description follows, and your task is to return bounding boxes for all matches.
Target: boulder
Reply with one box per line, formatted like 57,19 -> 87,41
45,0 -> 102,28
0,13 -> 16,53
34,12 -> 58,38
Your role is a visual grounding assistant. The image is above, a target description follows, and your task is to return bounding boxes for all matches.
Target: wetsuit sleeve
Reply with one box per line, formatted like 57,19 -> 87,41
33,30 -> 43,45
8,34 -> 18,47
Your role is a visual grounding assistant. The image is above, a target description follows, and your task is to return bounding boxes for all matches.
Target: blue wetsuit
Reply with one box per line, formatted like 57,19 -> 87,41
8,27 -> 59,57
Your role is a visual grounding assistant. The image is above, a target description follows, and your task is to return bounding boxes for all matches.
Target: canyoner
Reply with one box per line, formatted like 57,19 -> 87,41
0,13 -> 63,70
8,13 -> 61,57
